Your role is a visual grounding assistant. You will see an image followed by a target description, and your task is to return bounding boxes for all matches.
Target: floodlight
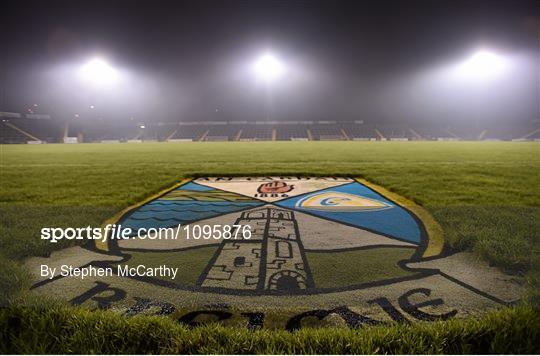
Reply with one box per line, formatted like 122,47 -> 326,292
454,50 -> 507,81
252,53 -> 286,83
79,57 -> 119,86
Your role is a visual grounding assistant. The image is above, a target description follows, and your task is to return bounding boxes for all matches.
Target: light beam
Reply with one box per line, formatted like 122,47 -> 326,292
252,53 -> 286,83
78,57 -> 119,87
454,50 -> 508,82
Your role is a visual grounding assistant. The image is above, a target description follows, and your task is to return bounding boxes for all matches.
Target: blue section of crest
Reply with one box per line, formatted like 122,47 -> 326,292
177,182 -> 214,191
276,182 -> 422,244
119,200 -> 263,236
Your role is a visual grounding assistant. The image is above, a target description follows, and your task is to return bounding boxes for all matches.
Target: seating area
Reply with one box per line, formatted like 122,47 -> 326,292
0,121 -> 29,143
151,123 -> 176,140
0,118 -> 59,143
80,125 -> 145,142
412,125 -> 454,140
16,119 -> 59,142
310,123 -> 346,140
168,124 -> 208,141
206,124 -> 241,141
1,114 -> 538,143
443,126 -> 482,141
275,123 -> 308,140
341,123 -> 376,140
239,124 -> 273,141
375,124 -> 414,140
482,122 -> 540,141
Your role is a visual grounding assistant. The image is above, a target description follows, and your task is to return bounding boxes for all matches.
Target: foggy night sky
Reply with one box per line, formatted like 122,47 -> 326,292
0,0 -> 538,124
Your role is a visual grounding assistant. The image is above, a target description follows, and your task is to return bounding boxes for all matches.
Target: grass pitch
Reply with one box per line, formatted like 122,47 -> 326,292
0,141 -> 539,352
1,141 -> 538,270
2,304 -> 539,354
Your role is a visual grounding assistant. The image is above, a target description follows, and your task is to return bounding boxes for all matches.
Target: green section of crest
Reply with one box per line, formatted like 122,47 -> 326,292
114,246 -> 218,286
306,247 -> 416,289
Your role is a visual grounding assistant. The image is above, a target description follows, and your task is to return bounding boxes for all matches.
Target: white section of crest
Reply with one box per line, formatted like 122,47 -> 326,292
25,246 -> 123,283
293,209 -> 414,249
193,177 -> 353,202
118,204 -> 414,251
405,252 -> 524,303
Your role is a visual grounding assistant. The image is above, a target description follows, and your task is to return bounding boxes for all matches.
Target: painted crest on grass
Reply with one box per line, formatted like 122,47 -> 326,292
295,191 -> 392,212
27,177 -> 524,328
107,177 -> 425,293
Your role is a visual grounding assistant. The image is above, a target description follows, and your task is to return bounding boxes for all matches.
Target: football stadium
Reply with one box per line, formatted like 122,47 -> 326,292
1,0 -> 539,354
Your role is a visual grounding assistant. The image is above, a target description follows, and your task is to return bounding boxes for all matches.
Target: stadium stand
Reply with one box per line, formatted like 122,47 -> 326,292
154,122 -> 178,141
206,123 -> 242,141
16,119 -> 59,142
519,126 -> 540,141
276,123 -> 309,140
311,122 -> 346,140
375,124 -> 414,140
443,126 -> 481,141
240,124 -> 273,141
80,124 -> 146,142
0,117 -> 59,143
1,120 -> 29,143
168,123 -> 208,141
482,121 -> 540,141
411,125 -> 454,140
1,112 -> 538,143
341,122 -> 377,140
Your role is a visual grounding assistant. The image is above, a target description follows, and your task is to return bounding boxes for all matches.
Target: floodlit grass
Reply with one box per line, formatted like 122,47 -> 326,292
1,305 -> 538,354
0,141 -> 538,352
1,141 -> 538,269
